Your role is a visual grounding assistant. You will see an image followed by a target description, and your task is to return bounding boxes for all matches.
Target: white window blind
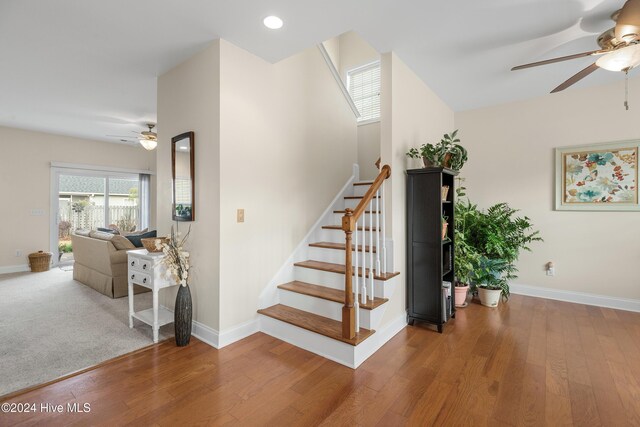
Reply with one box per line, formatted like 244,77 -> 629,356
347,61 -> 380,122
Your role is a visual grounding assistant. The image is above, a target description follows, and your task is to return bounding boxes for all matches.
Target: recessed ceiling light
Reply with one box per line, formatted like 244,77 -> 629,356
263,15 -> 283,30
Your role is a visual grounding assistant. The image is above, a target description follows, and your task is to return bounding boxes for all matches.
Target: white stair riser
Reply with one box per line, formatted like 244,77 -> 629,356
294,266 -> 393,298
353,185 -> 370,197
278,289 -> 376,329
259,315 -> 357,368
308,246 -> 380,265
314,228 -> 381,244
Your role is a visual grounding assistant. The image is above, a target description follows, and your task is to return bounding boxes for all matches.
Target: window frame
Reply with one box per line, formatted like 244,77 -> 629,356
346,60 -> 381,124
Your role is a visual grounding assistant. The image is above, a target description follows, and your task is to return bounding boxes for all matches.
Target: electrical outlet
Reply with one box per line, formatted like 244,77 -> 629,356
546,261 -> 555,276
15,250 -> 22,257
30,208 -> 45,216
237,209 -> 245,223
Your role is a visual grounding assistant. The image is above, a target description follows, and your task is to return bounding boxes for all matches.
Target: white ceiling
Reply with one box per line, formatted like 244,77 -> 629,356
0,0 -> 636,144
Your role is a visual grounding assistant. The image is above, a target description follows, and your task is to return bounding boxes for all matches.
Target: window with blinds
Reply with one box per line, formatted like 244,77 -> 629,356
347,61 -> 381,122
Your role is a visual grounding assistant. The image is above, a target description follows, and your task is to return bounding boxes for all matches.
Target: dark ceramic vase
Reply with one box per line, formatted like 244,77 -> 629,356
174,284 -> 192,346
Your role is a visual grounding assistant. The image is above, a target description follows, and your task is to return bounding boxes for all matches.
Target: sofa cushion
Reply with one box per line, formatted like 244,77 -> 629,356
74,229 -> 91,237
125,230 -> 157,248
89,230 -> 118,241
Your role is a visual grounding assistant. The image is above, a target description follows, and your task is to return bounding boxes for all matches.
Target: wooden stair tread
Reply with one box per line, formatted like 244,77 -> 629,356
257,304 -> 374,346
344,195 -> 380,199
278,281 -> 388,309
309,241 -> 376,253
353,181 -> 374,186
333,210 -> 380,214
294,260 -> 400,281
322,225 -> 378,232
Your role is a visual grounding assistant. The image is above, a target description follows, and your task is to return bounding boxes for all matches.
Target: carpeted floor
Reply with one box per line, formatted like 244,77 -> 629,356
0,269 -> 173,396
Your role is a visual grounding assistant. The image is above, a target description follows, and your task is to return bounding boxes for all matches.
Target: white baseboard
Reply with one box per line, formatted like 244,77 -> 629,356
218,319 -> 260,348
0,264 -> 30,275
191,319 -> 220,348
161,304 -> 259,349
510,284 -> 640,313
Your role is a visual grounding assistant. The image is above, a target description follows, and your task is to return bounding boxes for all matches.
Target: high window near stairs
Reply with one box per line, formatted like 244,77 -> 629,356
347,60 -> 381,124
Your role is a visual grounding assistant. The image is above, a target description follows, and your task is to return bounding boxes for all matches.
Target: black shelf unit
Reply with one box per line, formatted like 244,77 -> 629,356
406,167 -> 457,332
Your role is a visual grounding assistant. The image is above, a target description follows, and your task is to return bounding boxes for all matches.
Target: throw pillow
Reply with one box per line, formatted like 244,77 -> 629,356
111,235 -> 137,250
74,229 -> 91,237
125,230 -> 157,248
121,228 -> 148,236
97,227 -> 118,234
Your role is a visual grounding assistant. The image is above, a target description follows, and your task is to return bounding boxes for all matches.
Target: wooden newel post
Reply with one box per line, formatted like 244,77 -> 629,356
342,209 -> 356,339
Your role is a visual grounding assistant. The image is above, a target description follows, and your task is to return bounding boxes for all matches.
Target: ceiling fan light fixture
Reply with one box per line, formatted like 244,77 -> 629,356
596,43 -> 640,71
139,138 -> 157,150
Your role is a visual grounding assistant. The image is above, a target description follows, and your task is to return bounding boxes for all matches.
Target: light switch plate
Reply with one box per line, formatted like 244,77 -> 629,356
237,209 -> 244,223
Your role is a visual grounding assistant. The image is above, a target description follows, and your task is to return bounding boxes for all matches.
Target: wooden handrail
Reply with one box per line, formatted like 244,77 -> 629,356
341,164 -> 391,339
344,164 -> 391,226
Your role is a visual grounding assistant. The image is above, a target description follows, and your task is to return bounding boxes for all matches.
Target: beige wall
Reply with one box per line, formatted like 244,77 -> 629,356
338,32 -> 379,83
0,126 -> 155,270
380,52 -> 455,323
455,78 -> 640,300
217,39 -> 357,330
358,122 -> 381,180
157,39 -> 357,332
335,32 -> 381,182
157,41 -> 221,330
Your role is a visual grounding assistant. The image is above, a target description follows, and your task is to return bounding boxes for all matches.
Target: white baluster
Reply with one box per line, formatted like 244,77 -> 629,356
361,211 -> 367,304
375,189 -> 381,276
369,199 -> 374,301
382,180 -> 387,274
354,221 -> 359,330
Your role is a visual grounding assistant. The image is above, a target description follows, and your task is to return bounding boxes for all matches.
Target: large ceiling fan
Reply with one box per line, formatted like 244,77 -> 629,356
107,123 -> 157,150
512,0 -> 640,96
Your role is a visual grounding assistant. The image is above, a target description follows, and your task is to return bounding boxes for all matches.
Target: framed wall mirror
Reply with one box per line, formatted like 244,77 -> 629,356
172,131 -> 195,221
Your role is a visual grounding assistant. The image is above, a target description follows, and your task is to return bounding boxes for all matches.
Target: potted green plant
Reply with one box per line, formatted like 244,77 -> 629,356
454,182 -> 542,305
406,130 -> 468,171
406,143 -> 442,167
453,187 -> 480,307
472,258 -> 509,307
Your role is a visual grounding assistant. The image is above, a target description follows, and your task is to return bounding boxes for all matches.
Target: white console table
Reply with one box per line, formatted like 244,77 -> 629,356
127,249 -> 178,343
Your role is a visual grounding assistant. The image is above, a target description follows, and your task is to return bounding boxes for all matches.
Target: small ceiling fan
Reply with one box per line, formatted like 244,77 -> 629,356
107,123 -> 157,150
512,0 -> 640,95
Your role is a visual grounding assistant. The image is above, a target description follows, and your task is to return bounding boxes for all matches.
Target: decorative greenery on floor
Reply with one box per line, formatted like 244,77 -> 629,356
454,179 -> 542,302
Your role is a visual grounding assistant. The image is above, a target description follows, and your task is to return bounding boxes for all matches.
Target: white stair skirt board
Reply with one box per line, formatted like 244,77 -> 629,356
161,305 -> 260,349
259,313 -> 407,369
0,264 -> 31,275
511,284 -> 640,313
278,288 -> 387,330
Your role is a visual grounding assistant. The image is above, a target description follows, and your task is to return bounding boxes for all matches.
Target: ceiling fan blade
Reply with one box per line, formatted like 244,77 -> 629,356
511,50 -> 607,71
550,63 -> 600,93
615,0 -> 640,43
106,134 -> 135,138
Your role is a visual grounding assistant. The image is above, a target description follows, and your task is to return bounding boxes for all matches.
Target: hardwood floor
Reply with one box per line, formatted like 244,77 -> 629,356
3,294 -> 640,426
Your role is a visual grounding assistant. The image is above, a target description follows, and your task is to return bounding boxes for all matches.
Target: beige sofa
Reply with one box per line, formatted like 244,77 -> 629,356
71,231 -> 149,298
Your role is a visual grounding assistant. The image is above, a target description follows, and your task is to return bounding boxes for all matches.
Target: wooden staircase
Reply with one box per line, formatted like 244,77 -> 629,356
258,167 -> 401,364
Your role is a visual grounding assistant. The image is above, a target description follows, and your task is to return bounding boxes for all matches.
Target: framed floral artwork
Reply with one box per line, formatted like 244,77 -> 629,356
555,140 -> 639,211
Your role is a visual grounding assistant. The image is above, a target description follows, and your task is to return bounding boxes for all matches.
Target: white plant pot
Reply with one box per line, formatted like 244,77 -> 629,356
478,287 -> 501,308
